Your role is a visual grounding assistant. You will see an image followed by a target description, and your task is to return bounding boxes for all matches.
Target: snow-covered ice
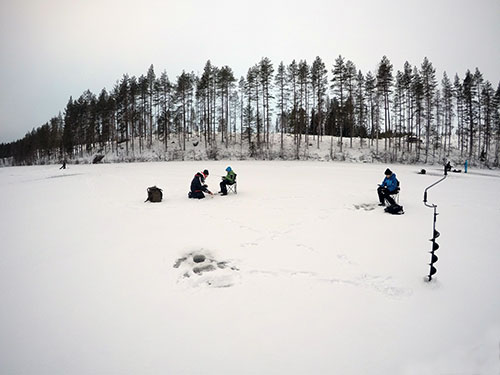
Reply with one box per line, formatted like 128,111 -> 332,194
1,161 -> 499,374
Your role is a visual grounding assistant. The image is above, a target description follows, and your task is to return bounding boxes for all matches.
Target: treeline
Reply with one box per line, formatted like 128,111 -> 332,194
1,56 -> 500,166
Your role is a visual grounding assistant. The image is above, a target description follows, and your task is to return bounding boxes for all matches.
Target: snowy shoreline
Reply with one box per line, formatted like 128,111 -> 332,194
3,134 -> 495,171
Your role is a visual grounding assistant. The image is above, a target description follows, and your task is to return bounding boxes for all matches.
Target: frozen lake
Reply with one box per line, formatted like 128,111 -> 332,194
1,161 -> 499,374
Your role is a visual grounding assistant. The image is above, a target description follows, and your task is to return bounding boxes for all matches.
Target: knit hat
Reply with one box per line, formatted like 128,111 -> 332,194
226,166 -> 232,172
203,169 -> 209,176
384,168 -> 392,175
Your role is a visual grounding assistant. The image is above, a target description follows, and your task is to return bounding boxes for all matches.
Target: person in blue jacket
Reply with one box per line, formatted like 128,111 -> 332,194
377,168 -> 399,206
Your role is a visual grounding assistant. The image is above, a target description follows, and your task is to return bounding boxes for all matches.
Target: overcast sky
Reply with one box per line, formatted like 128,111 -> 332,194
1,0 -> 499,144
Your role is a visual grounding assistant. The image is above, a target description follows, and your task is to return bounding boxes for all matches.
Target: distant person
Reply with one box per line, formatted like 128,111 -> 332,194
480,150 -> 486,162
189,169 -> 212,199
377,168 -> 399,206
445,161 -> 452,175
464,159 -> 468,173
219,166 -> 236,196
59,159 -> 66,170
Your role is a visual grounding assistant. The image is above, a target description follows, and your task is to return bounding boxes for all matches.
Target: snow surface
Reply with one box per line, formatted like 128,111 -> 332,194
1,161 -> 499,374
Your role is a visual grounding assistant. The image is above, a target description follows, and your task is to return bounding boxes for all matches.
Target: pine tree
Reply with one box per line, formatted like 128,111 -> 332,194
274,61 -> 289,154
147,65 -> 156,148
434,89 -> 442,159
311,56 -> 328,148
376,56 -> 394,155
394,71 -> 405,156
245,67 -> 260,150
129,76 -> 138,155
238,77 -> 245,149
153,77 -> 162,142
200,61 -> 217,146
440,72 -> 454,157
355,70 -> 367,146
331,55 -> 347,152
136,75 -> 147,153
411,67 -> 424,160
463,70 -> 476,159
402,62 -> 413,153
63,97 -> 75,157
248,65 -> 261,150
365,71 -> 376,145
474,68 -> 484,158
217,65 -> 236,147
197,65 -> 209,146
175,71 -> 194,151
96,89 -> 111,152
297,60 -> 310,153
481,80 -> 495,162
80,90 -> 97,155
159,70 -> 172,151
454,74 -> 465,155
117,75 -> 131,155
49,113 -> 64,158
259,58 -> 274,149
421,57 -> 437,162
287,60 -> 299,153
345,60 -> 357,147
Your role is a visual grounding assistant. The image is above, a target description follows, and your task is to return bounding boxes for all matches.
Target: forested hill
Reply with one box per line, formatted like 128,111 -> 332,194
1,56 -> 499,167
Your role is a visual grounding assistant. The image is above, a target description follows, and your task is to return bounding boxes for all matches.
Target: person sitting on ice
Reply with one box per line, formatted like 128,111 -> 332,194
189,169 -> 213,199
218,166 -> 236,196
377,168 -> 399,206
445,161 -> 452,174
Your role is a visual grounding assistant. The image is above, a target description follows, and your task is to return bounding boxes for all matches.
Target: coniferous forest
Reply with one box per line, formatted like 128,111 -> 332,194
1,56 -> 499,166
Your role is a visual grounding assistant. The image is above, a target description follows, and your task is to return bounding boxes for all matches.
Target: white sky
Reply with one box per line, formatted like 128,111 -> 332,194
1,0 -> 499,143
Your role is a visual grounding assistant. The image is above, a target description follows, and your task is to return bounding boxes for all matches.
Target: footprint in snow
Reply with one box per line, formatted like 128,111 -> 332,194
357,274 -> 413,298
353,203 -> 377,211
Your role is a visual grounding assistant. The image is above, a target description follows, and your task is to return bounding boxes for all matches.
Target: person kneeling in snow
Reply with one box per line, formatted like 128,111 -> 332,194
189,169 -> 213,199
377,168 -> 399,206
445,161 -> 452,174
219,166 -> 236,196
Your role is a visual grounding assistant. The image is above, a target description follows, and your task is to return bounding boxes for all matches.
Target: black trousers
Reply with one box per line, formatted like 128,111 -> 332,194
189,191 -> 205,199
219,180 -> 234,195
377,186 -> 396,206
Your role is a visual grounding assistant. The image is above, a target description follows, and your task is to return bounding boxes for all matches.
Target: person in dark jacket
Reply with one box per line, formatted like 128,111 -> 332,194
189,169 -> 212,199
445,161 -> 452,174
377,168 -> 399,206
219,166 -> 236,196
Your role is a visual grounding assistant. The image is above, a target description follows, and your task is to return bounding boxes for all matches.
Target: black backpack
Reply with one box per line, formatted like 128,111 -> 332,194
145,186 -> 163,203
385,203 -> 404,215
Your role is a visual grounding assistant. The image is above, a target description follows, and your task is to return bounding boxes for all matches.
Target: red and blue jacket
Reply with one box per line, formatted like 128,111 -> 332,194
190,172 -> 209,193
